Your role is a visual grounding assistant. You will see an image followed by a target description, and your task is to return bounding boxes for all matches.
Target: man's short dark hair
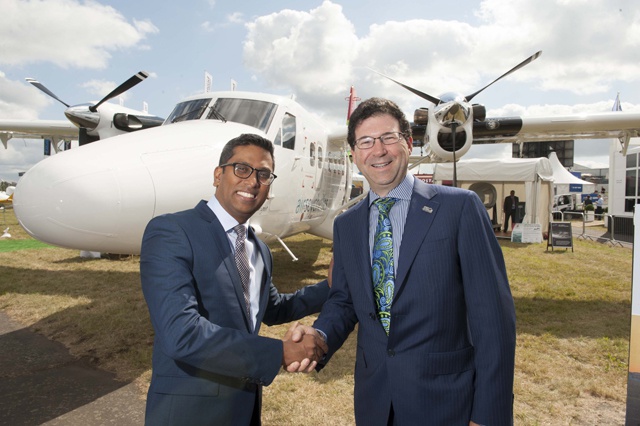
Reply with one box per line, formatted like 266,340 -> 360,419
219,133 -> 275,169
347,97 -> 412,149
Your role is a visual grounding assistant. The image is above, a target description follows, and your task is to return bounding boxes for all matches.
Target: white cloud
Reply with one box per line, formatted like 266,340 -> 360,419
80,79 -> 130,102
227,12 -> 244,24
0,0 -> 158,69
243,1 -> 358,95
243,0 -> 640,111
0,72 -> 50,119
201,21 -> 214,32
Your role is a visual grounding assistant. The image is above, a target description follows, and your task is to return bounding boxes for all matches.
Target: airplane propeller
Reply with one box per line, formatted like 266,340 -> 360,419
26,71 -> 150,145
372,51 -> 543,186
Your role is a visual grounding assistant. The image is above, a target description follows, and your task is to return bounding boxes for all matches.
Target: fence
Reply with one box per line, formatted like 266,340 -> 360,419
550,211 -> 633,247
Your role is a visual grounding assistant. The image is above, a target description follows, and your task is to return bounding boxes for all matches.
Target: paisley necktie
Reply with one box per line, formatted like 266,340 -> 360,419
372,197 -> 398,335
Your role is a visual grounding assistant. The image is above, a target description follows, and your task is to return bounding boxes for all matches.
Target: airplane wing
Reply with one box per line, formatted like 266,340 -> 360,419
0,119 -> 78,150
470,111 -> 640,145
409,110 -> 640,164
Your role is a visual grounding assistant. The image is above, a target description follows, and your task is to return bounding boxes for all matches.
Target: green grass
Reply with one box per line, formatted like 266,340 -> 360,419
0,239 -> 52,252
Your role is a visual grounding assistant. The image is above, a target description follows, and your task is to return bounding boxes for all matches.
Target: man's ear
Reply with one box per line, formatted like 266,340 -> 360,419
213,167 -> 221,187
406,136 -> 414,151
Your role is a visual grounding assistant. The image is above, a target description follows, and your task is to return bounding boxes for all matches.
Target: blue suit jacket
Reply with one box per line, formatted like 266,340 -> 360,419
141,200 -> 329,426
314,180 -> 516,426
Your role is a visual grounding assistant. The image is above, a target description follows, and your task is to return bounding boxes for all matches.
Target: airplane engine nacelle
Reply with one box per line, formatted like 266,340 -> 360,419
427,123 -> 473,162
113,113 -> 165,133
413,104 -> 486,157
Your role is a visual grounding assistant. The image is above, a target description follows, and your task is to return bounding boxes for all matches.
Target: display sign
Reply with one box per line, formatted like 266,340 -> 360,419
546,221 -> 573,251
510,223 -> 542,243
414,174 -> 433,184
569,183 -> 583,192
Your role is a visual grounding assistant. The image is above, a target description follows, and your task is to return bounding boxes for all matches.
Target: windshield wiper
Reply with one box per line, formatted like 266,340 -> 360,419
208,105 -> 227,123
171,105 -> 207,123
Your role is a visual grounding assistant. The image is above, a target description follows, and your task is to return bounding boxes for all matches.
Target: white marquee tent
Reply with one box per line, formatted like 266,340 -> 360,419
547,152 -> 595,195
432,157 -> 554,231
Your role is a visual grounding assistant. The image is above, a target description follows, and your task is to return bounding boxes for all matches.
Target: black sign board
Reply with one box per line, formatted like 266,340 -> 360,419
547,221 -> 573,252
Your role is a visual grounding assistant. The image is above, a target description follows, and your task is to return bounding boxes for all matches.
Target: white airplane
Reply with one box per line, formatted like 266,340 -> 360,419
0,71 -> 164,152
11,51 -> 640,256
13,90 -> 357,257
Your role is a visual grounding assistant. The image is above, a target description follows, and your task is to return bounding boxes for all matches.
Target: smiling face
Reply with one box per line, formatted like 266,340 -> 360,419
352,113 -> 413,197
213,144 -> 273,224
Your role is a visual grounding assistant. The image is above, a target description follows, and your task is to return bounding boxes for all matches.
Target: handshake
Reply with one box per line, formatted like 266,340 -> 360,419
281,322 -> 327,373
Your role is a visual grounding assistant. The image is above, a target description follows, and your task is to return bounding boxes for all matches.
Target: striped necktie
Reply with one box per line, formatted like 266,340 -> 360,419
372,197 -> 398,335
233,224 -> 251,319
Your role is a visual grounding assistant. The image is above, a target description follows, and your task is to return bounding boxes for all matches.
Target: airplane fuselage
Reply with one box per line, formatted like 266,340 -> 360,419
13,91 -> 352,254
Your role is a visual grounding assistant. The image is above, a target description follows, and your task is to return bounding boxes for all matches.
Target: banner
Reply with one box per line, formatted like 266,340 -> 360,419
204,71 -> 213,93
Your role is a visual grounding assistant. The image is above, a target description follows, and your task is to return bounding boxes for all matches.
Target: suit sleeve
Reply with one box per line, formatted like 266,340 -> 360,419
140,215 -> 283,386
459,192 -> 516,425
311,219 -> 359,366
261,276 -> 330,326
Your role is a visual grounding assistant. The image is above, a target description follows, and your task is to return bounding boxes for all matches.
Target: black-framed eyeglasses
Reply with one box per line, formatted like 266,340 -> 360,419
219,163 -> 277,185
354,131 -> 405,149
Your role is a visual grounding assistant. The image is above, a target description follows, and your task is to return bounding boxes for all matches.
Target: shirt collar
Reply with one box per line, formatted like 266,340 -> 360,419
368,174 -> 414,206
207,196 -> 249,233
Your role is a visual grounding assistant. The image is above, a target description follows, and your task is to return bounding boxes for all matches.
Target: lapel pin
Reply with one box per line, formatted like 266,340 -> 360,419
422,206 -> 433,213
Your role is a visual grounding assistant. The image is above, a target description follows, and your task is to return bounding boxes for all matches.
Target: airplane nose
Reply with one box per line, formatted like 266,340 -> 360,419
13,146 -> 155,254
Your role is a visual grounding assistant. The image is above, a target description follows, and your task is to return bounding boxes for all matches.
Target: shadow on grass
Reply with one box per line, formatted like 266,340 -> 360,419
514,296 -> 631,339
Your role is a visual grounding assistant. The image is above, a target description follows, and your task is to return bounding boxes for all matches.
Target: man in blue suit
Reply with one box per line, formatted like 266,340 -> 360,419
290,98 -> 516,425
141,134 -> 330,425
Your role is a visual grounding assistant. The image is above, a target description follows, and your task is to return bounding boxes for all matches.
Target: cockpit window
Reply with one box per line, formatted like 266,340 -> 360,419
210,98 -> 277,133
164,98 -> 211,124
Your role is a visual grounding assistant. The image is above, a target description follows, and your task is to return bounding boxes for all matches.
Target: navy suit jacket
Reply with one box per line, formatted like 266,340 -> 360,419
141,200 -> 329,426
314,180 -> 516,426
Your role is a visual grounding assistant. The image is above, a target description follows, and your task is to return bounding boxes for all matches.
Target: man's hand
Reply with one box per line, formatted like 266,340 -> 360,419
282,322 -> 328,373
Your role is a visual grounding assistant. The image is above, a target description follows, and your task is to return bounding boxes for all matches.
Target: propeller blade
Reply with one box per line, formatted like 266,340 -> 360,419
90,71 -> 149,112
25,78 -> 70,107
465,51 -> 542,102
368,68 -> 441,105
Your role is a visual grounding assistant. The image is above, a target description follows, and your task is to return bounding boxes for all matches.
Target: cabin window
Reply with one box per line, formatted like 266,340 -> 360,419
310,142 -> 316,167
317,146 -> 323,168
281,114 -> 296,150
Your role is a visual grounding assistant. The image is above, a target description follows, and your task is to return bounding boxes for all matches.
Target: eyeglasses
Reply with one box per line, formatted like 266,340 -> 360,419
219,163 -> 277,185
354,132 -> 405,149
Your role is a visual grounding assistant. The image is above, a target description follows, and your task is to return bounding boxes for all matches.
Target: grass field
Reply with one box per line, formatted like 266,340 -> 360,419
0,209 -> 632,425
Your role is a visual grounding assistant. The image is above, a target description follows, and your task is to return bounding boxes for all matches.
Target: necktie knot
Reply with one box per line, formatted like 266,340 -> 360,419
374,197 -> 398,216
234,224 -> 246,242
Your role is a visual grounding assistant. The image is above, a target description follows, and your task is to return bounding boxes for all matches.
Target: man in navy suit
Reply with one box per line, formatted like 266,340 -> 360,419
141,134 -> 330,425
289,98 -> 516,425
503,190 -> 519,232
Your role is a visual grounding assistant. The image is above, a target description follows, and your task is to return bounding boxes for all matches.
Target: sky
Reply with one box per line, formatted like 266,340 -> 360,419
1,0 -> 640,182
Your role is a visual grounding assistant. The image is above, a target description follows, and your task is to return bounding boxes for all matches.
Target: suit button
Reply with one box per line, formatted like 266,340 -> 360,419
369,313 -> 377,320
387,349 -> 395,357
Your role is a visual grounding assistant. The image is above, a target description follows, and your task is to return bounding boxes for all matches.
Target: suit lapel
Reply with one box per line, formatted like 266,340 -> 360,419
250,227 -> 271,332
394,181 -> 439,294
350,196 -> 377,308
196,201 -> 254,331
